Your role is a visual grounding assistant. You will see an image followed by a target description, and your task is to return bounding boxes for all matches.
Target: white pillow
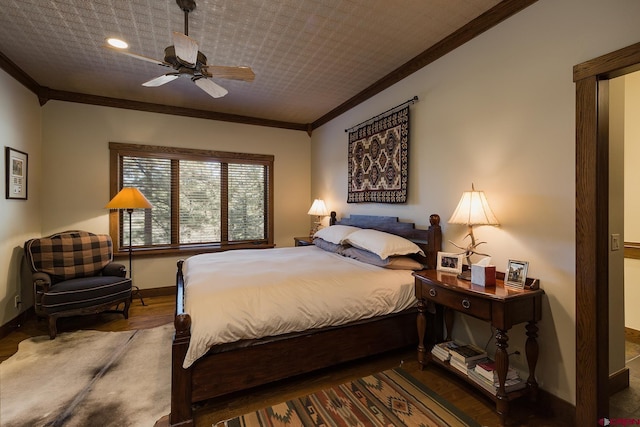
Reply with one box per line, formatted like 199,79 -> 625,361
313,225 -> 361,245
343,228 -> 425,259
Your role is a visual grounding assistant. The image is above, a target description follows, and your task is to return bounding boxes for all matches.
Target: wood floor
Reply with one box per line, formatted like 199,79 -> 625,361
610,333 -> 640,419
0,294 -> 571,426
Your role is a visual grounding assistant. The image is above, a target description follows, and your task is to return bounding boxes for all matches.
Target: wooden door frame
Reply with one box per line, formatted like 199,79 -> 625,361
574,41 -> 640,426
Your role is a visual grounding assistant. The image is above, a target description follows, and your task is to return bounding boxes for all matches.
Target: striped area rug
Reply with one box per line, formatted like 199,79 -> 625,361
219,368 -> 480,427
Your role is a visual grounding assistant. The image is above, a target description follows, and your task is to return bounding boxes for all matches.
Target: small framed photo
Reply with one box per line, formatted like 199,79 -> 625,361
437,251 -> 463,274
5,147 -> 28,200
505,259 -> 529,289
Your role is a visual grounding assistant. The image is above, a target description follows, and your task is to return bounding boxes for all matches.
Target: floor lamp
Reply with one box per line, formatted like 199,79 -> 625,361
106,187 -> 153,305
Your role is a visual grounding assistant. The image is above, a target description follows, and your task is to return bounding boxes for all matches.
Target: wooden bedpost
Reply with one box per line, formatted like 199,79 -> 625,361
426,214 -> 441,269
170,260 -> 194,427
329,211 -> 337,225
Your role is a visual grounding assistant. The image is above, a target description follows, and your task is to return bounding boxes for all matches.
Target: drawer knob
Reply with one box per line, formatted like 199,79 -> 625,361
428,288 -> 437,297
462,299 -> 471,309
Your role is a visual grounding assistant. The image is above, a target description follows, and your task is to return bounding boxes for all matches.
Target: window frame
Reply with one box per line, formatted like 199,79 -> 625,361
108,142 -> 274,258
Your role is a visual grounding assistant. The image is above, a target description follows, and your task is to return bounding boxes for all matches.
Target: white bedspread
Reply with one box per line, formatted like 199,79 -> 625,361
182,246 -> 417,368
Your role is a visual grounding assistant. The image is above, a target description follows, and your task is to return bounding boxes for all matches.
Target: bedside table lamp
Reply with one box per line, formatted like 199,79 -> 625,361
307,199 -> 329,237
105,187 -> 153,304
448,184 -> 499,280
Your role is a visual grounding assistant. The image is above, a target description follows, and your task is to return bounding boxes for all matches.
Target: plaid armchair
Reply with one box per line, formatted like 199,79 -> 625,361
24,230 -> 132,339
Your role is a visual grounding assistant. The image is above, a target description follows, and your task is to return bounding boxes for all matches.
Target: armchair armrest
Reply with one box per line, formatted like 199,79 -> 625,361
32,272 -> 52,292
103,262 -> 127,277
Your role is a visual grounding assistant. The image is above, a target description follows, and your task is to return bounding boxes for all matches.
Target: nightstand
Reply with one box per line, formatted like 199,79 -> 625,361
413,269 -> 544,423
294,236 -> 314,246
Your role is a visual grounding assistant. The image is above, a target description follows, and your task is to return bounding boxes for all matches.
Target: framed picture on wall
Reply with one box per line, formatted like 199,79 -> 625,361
5,147 -> 28,200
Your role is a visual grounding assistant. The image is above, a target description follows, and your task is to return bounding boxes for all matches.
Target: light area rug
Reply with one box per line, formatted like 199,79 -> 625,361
218,368 -> 480,427
0,323 -> 173,427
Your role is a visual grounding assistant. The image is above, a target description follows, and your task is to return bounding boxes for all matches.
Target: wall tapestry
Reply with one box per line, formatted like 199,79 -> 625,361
347,105 -> 409,203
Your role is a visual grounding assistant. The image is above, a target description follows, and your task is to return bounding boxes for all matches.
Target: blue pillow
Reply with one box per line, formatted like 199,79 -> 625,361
312,237 -> 345,254
342,246 -> 423,270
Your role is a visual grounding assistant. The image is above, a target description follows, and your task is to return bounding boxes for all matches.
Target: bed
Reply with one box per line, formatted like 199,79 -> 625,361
169,212 -> 443,426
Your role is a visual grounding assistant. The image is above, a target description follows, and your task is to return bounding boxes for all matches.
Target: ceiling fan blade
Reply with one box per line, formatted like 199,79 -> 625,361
202,66 -> 255,82
172,31 -> 199,66
142,74 -> 180,87
103,45 -> 168,67
194,78 -> 228,98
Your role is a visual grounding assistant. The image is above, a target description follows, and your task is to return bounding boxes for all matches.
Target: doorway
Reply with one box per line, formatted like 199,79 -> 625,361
608,71 -> 640,419
575,42 -> 640,425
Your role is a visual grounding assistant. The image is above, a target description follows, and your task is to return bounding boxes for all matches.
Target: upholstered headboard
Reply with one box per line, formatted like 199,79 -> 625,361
329,212 -> 442,269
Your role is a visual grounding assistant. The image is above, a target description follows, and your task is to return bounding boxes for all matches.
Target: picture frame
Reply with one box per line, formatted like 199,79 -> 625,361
5,147 -> 28,200
436,251 -> 463,274
505,259 -> 529,289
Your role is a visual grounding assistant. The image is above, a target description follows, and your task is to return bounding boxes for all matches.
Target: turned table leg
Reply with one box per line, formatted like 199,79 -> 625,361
417,298 -> 427,370
444,307 -> 454,342
495,328 -> 510,422
525,320 -> 540,401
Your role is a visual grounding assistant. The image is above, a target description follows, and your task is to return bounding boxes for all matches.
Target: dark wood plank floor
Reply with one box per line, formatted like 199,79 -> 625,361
0,295 -> 570,426
609,331 -> 640,419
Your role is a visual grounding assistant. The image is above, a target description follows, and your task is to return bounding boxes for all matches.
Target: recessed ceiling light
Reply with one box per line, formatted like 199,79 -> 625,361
107,38 -> 128,49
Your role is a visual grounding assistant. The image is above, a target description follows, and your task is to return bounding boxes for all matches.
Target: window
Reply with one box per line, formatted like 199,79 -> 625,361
108,142 -> 274,256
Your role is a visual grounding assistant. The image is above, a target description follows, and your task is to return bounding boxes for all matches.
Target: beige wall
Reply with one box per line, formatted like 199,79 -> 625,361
1,89 -> 311,322
310,0 -> 640,405
0,70 -> 42,325
624,72 -> 640,331
39,101 -> 311,289
3,0 -> 640,407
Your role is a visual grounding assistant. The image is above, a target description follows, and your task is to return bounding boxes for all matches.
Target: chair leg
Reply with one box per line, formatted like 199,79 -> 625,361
48,316 -> 58,340
123,297 -> 131,319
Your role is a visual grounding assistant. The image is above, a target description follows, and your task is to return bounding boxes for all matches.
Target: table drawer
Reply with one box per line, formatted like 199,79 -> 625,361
423,284 -> 492,321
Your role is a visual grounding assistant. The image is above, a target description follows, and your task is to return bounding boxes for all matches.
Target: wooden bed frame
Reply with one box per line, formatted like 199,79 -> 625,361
169,213 -> 442,426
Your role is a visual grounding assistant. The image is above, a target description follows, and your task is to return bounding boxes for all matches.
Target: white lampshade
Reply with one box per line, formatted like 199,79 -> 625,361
448,185 -> 499,226
307,199 -> 329,217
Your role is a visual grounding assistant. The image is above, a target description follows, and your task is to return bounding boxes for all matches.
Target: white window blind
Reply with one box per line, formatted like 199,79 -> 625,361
110,142 -> 273,253
179,160 -> 221,244
122,156 -> 171,246
228,163 -> 266,241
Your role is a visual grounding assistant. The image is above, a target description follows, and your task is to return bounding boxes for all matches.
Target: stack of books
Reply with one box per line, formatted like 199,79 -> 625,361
430,341 -> 461,362
448,344 -> 488,374
468,358 -> 526,395
474,359 -> 519,382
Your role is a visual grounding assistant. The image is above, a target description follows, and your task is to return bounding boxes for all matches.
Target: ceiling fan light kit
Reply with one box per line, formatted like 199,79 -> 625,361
105,0 -> 254,99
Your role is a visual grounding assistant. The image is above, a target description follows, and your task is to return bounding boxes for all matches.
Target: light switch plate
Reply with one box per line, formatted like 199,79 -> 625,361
611,233 -> 621,251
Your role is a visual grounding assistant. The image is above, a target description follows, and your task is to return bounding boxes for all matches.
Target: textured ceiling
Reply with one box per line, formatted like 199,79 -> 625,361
0,0 -> 503,126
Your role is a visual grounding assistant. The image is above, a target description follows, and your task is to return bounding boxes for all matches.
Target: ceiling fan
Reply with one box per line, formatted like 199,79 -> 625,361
105,0 -> 254,98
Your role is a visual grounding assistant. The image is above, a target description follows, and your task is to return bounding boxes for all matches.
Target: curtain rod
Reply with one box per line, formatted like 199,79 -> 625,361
345,96 -> 418,132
